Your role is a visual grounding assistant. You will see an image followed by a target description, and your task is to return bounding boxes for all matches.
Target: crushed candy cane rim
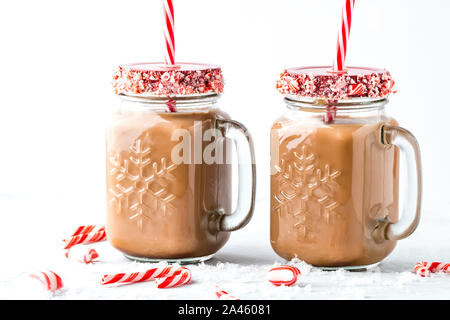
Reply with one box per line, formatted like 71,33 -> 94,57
113,62 -> 224,97
276,66 -> 396,100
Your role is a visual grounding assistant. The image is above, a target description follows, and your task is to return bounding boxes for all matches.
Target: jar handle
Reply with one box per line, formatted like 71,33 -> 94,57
373,124 -> 422,241
215,119 -> 256,232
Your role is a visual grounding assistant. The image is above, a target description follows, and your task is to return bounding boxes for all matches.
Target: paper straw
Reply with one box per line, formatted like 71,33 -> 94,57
163,0 -> 175,66
166,99 -> 176,112
163,1 -> 177,112
334,0 -> 356,71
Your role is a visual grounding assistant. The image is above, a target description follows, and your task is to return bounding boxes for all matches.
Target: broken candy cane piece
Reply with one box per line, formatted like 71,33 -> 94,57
348,83 -> 365,96
414,262 -> 450,277
268,265 -> 301,287
215,286 -> 239,300
29,270 -> 64,292
101,266 -> 184,285
65,246 -> 99,264
156,268 -> 191,289
70,225 -> 105,236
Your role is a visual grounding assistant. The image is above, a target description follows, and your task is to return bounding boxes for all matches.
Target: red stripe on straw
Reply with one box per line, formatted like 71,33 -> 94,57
334,0 -> 356,71
166,99 -> 176,112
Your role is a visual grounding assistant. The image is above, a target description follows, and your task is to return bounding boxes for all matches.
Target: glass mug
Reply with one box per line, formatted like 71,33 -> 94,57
106,87 -> 256,263
271,67 -> 422,269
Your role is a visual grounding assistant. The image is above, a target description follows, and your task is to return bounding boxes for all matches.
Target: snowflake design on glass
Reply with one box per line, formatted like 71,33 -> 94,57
108,135 -> 177,230
272,145 -> 341,240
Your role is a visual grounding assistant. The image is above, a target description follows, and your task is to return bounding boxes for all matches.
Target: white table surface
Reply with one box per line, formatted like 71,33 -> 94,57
1,195 -> 449,300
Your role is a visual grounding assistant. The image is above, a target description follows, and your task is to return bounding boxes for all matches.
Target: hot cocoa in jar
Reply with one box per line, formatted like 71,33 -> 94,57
271,66 -> 422,269
106,63 -> 256,263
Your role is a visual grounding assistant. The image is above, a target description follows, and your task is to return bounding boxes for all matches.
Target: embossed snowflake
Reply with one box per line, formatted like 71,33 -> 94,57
272,145 -> 341,240
108,135 -> 177,230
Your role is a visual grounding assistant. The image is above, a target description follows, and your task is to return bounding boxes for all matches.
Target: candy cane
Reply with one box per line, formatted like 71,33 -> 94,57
65,246 -> 99,264
268,265 -> 301,287
414,262 -> 450,277
70,225 -> 105,236
334,0 -> 356,71
63,229 -> 107,249
101,266 -> 184,285
163,0 -> 175,66
215,286 -> 239,300
348,83 -> 365,96
155,267 -> 191,288
29,270 -> 64,292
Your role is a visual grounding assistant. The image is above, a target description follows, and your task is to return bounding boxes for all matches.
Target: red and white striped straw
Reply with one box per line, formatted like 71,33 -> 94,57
101,266 -> 184,286
166,99 -> 176,112
163,0 -> 175,66
334,0 -> 356,71
63,229 -> 107,249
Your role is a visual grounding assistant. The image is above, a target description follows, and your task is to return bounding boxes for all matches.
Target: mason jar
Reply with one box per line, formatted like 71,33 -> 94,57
271,66 -> 422,269
106,63 -> 256,263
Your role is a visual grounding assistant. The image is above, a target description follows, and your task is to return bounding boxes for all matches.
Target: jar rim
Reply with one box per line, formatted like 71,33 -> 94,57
284,95 -> 388,111
117,93 -> 219,111
119,92 -> 218,101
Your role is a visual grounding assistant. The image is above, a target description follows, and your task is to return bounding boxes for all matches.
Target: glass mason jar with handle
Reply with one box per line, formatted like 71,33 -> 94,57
271,66 -> 422,269
106,63 -> 256,263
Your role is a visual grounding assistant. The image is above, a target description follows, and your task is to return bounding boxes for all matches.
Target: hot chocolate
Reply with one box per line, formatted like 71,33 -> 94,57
107,63 -> 256,263
106,108 -> 232,260
270,116 -> 400,267
272,66 -> 422,269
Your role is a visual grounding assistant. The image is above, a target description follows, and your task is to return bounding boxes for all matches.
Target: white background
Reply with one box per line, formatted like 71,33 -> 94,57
1,0 -> 450,299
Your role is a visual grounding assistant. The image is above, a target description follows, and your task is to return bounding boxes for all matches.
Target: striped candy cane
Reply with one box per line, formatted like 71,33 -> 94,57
65,246 -> 99,264
155,267 -> 191,288
63,229 -> 107,249
70,225 -> 105,236
215,286 -> 239,300
268,265 -> 301,287
414,262 -> 450,277
348,83 -> 365,96
163,0 -> 175,66
101,266 -> 184,285
334,0 -> 356,71
29,270 -> 64,292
